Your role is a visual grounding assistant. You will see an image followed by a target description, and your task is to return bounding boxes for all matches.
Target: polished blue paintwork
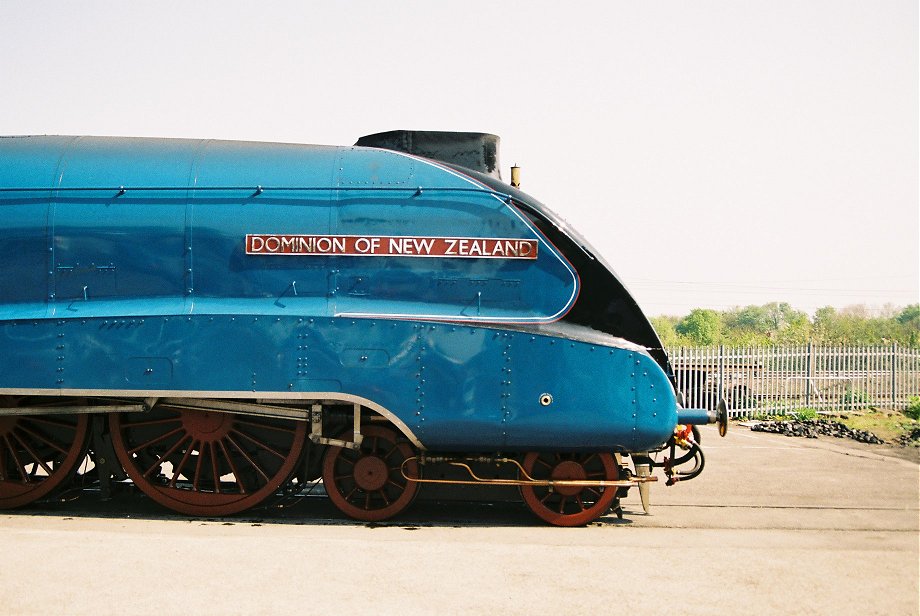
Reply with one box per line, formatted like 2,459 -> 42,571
0,136 -> 577,322
0,135 -> 678,453
0,315 -> 675,451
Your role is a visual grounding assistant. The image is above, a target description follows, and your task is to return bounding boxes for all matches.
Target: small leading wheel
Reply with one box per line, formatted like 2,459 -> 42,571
0,414 -> 90,509
520,451 -> 619,526
322,425 -> 418,522
110,406 -> 306,516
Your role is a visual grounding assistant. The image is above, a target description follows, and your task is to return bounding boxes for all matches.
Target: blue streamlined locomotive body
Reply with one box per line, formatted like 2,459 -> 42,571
0,132 -> 723,525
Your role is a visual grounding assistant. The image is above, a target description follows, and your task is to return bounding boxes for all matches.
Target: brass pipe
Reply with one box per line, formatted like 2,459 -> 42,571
400,457 -> 657,488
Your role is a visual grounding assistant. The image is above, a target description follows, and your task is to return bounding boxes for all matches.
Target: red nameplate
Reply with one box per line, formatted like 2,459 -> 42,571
246,235 -> 538,259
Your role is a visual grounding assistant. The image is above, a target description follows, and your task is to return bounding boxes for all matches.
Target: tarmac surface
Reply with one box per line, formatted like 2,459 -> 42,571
1,424 -> 918,615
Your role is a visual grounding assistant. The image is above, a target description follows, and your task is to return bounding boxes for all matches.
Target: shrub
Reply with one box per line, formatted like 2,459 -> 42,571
841,387 -> 872,408
906,396 -> 920,421
792,408 -> 818,421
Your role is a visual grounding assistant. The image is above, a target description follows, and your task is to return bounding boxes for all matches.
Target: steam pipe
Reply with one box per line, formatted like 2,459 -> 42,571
677,398 -> 728,436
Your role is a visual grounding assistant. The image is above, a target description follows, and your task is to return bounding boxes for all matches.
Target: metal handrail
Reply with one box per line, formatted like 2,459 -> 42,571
0,185 -> 513,200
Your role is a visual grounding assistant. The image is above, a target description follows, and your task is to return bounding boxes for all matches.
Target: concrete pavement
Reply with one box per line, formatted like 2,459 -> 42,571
1,425 -> 917,615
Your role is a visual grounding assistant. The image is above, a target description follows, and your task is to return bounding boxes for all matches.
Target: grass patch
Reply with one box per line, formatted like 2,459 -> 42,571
830,409 -> 919,443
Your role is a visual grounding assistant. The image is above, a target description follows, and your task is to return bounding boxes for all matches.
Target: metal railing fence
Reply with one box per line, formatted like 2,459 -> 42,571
666,344 -> 920,417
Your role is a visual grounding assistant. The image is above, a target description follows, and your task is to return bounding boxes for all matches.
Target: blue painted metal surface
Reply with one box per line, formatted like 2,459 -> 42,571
0,135 -> 678,453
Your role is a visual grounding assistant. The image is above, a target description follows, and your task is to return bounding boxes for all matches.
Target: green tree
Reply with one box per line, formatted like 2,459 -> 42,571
676,309 -> 722,345
896,304 -> 920,324
721,303 -> 811,345
812,304 -> 903,344
812,306 -> 838,342
775,310 -> 811,344
650,315 -> 682,347
654,303 -> 918,348
896,304 -> 919,346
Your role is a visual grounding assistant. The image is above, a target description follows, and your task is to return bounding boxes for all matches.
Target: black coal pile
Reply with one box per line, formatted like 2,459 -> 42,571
751,419 -> 885,444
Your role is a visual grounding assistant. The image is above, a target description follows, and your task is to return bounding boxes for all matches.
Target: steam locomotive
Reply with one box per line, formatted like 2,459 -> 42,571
0,131 -> 725,525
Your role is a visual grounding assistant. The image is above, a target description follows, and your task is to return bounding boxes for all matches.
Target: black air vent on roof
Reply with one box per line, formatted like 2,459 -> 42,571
355,130 -> 501,180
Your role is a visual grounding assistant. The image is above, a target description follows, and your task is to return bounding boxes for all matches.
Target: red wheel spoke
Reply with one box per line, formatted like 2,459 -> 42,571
14,424 -> 70,456
383,446 -> 403,461
2,436 -> 28,484
217,440 -> 247,494
170,440 -> 198,487
557,496 -> 569,514
128,426 -> 184,455
193,443 -> 206,491
231,428 -> 286,460
225,434 -> 270,482
10,432 -> 53,476
142,434 -> 191,479
210,444 -> 222,494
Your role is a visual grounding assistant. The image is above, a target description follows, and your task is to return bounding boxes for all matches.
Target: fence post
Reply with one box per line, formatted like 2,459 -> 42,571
891,343 -> 897,407
805,342 -> 813,407
718,344 -> 725,405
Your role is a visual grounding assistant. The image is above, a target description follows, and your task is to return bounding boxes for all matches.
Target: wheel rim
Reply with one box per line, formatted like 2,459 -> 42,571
520,452 -> 619,526
110,406 -> 306,516
0,414 -> 89,509
322,425 -> 418,522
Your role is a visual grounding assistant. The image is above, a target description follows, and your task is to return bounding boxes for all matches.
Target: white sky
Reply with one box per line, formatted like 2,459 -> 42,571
1,1 -> 917,317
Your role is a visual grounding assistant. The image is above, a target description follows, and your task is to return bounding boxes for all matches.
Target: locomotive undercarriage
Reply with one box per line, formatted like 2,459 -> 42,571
0,395 -> 693,526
